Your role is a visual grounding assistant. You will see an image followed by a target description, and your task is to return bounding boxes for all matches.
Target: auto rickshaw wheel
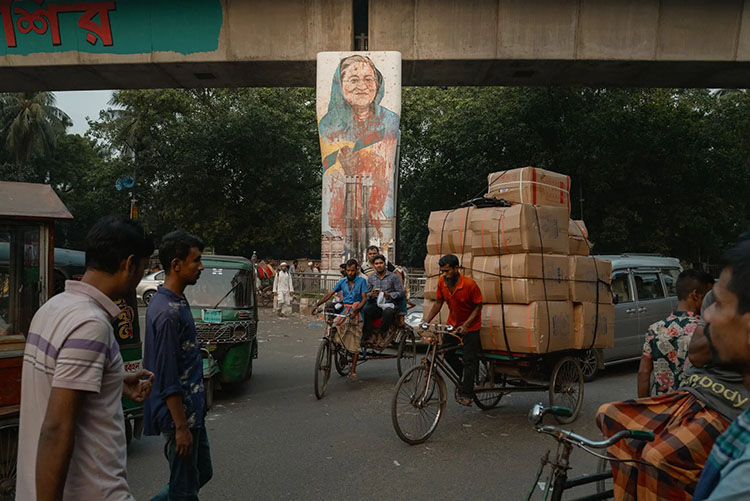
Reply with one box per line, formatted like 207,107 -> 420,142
204,377 -> 215,410
124,417 -> 133,448
0,418 -> 19,501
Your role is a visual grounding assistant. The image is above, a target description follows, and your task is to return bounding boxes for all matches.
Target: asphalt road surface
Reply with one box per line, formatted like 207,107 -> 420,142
128,309 -> 637,500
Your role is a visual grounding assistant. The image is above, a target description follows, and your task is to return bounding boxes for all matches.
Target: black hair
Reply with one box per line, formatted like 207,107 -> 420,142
722,239 -> 750,314
676,269 -> 714,301
159,230 -> 205,274
293,259 -> 298,265
85,216 -> 154,274
372,254 -> 386,264
367,245 -> 380,252
339,263 -> 347,269
345,258 -> 359,268
438,254 -> 460,268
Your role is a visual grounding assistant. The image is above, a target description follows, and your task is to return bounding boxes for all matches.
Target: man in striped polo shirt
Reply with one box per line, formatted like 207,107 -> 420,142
16,216 -> 155,501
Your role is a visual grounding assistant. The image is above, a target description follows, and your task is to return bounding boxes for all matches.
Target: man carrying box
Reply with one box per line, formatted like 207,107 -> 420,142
422,254 -> 483,406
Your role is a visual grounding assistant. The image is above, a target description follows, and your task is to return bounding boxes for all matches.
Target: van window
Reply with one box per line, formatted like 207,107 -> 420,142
661,268 -> 680,297
611,271 -> 633,304
634,271 -> 666,300
155,271 -> 165,280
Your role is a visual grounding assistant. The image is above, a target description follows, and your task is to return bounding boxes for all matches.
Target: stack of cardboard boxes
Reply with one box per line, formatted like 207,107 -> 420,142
423,166 -> 614,354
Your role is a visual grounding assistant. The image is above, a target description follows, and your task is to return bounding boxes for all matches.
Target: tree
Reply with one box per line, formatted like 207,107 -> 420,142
0,92 -> 70,179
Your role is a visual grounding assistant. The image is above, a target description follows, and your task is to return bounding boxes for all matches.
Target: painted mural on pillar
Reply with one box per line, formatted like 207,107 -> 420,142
316,51 -> 401,271
0,0 -> 222,55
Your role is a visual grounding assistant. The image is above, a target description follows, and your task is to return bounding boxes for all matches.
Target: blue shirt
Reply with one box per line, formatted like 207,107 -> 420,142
143,286 -> 205,435
333,276 -> 368,304
694,408 -> 750,500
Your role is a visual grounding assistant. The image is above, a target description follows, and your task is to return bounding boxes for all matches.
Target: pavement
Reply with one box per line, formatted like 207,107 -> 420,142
128,308 -> 637,500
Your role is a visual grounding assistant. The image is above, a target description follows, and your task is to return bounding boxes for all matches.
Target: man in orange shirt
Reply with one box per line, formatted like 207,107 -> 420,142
422,254 -> 483,406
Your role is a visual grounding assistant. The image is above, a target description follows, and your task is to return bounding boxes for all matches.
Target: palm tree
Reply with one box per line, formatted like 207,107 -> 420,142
0,92 -> 71,179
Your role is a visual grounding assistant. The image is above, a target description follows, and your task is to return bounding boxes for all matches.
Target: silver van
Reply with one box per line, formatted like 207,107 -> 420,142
581,254 -> 682,381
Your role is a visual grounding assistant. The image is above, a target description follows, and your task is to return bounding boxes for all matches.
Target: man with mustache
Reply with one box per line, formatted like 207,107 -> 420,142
421,254 -> 483,406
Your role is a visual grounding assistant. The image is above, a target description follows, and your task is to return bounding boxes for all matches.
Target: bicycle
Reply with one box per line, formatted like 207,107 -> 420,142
391,322 -> 585,445
526,403 -> 654,501
313,303 -> 417,399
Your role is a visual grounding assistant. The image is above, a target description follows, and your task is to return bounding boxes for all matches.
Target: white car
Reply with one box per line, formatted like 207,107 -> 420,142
136,270 -> 164,305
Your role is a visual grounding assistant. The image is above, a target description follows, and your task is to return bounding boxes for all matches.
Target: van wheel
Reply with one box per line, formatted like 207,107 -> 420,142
579,349 -> 601,382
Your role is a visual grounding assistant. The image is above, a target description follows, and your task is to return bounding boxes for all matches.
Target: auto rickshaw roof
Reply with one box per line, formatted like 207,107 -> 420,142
0,181 -> 73,221
201,254 -> 253,270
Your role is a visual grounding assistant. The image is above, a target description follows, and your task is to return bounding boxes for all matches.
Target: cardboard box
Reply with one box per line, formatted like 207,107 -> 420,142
486,167 -> 571,214
569,256 -> 613,303
569,220 -> 590,256
480,301 -> 574,354
473,254 -> 569,304
422,299 -> 451,324
426,206 -> 474,255
470,204 -> 569,256
573,303 -> 615,349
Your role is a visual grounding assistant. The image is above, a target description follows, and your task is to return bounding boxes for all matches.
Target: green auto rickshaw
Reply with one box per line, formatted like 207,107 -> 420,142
183,255 -> 258,408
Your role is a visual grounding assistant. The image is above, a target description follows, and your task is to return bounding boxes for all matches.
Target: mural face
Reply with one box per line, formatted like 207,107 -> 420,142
316,51 -> 401,270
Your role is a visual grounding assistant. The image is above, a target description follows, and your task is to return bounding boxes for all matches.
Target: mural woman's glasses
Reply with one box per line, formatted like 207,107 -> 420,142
344,76 -> 377,88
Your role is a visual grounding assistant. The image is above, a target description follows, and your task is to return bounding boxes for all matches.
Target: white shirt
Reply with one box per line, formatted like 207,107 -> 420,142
273,270 -> 294,293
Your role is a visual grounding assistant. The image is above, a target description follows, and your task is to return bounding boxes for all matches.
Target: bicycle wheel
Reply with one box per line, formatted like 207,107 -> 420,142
396,328 -> 417,377
314,339 -> 332,399
473,360 -> 505,410
0,419 -> 18,501
391,365 -> 446,445
548,356 -> 584,424
334,345 -> 351,376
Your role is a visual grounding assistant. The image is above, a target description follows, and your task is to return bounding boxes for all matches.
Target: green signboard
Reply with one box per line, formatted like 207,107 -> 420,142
0,0 -> 222,56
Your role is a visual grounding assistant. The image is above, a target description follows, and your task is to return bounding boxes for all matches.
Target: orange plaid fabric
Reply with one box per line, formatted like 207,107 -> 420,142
596,391 -> 729,501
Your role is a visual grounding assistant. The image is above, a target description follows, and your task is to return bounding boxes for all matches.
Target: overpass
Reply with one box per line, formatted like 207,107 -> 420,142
0,0 -> 749,90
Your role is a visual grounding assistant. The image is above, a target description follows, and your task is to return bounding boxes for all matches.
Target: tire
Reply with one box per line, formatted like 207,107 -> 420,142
473,360 -> 505,410
0,419 -> 19,501
314,339 -> 332,399
396,329 -> 417,377
143,290 -> 155,305
548,356 -> 584,424
334,346 -> 351,376
245,358 -> 254,380
204,377 -> 215,411
579,349 -> 601,382
391,365 -> 446,445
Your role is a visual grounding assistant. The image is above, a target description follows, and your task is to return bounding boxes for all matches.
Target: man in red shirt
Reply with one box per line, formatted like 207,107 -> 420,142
422,254 -> 483,406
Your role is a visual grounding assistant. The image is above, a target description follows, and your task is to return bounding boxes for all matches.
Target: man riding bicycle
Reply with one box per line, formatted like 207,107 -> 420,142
314,259 -> 368,381
421,254 -> 482,407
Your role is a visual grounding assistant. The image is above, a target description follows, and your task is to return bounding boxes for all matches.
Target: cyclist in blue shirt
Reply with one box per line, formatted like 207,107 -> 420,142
314,259 -> 368,380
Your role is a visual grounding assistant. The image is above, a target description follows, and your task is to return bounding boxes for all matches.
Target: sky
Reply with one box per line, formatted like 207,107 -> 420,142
54,90 -> 115,136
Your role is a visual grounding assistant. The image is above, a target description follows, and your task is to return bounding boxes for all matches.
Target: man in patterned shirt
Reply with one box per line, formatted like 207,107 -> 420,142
144,230 -> 212,500
637,269 -> 715,397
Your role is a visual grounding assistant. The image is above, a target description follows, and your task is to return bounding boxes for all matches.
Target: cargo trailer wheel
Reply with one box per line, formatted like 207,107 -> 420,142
548,356 -> 584,424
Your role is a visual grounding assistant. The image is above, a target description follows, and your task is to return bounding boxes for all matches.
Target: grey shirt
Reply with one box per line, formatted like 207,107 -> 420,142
366,270 -> 404,302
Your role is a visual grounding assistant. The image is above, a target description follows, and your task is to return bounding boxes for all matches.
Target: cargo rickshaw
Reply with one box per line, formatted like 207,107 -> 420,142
312,301 -> 418,399
391,322 -> 586,445
185,255 -> 259,408
0,182 -> 74,500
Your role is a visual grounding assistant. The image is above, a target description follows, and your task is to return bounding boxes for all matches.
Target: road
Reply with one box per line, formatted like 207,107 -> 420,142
128,308 -> 638,500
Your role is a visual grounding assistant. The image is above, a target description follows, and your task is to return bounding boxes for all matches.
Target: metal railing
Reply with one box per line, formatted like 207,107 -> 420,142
290,271 -> 428,299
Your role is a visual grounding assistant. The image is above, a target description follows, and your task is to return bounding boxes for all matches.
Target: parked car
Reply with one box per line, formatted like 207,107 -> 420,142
579,254 -> 682,381
136,270 -> 164,305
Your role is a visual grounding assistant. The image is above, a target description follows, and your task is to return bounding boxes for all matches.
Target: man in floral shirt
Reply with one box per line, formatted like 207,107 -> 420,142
637,269 -> 714,397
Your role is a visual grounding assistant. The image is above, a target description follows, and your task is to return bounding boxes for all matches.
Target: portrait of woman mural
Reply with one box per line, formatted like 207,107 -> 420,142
318,54 -> 401,263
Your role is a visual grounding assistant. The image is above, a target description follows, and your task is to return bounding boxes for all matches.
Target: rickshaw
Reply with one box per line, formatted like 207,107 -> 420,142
116,290 -> 144,446
313,301 -> 418,399
185,255 -> 259,408
0,181 -> 73,500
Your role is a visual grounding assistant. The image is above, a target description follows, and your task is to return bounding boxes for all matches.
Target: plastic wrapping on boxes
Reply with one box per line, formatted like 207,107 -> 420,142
470,204 -> 569,256
573,303 -> 615,349
472,254 -> 569,304
569,256 -> 612,304
569,220 -> 590,256
486,167 -> 571,214
426,207 -> 474,255
480,301 -> 574,354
